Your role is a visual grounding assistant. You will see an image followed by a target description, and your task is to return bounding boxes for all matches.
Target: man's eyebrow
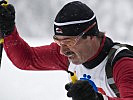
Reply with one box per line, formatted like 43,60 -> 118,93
54,36 -> 73,40
63,37 -> 72,40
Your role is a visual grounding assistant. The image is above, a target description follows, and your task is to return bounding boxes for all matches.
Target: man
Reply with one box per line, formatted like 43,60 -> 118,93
0,1 -> 133,100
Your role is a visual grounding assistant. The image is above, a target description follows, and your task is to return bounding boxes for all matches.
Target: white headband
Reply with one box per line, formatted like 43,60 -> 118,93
54,14 -> 96,26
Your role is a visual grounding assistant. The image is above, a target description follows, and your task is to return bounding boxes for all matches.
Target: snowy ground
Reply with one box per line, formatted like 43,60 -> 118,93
0,37 -> 71,100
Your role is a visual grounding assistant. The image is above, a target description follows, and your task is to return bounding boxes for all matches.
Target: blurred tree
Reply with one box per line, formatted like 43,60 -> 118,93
10,0 -> 133,42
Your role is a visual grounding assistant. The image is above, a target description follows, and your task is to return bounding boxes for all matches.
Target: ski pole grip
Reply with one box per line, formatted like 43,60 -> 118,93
1,0 -> 8,7
0,38 -> 4,44
70,72 -> 78,84
0,0 -> 9,44
67,71 -> 78,84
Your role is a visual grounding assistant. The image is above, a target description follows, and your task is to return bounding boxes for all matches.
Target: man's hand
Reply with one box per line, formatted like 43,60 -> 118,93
0,3 -> 15,37
65,80 -> 104,100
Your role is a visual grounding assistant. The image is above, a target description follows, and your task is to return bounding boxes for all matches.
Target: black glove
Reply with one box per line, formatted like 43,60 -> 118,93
0,3 -> 15,37
65,80 -> 104,100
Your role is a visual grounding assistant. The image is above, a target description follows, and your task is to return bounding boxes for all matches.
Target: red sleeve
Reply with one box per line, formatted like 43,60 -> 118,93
107,57 -> 133,100
4,26 -> 69,70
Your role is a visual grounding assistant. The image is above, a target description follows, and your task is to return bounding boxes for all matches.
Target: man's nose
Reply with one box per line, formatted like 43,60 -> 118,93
60,44 -> 69,55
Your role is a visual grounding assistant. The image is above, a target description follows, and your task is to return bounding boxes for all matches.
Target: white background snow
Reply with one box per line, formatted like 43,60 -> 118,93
0,38 -> 70,100
0,0 -> 133,100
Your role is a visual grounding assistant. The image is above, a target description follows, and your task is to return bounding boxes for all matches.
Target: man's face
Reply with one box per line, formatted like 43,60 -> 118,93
53,35 -> 100,65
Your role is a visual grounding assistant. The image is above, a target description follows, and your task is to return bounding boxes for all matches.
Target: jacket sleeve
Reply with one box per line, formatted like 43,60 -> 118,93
107,57 -> 133,100
3,26 -> 69,70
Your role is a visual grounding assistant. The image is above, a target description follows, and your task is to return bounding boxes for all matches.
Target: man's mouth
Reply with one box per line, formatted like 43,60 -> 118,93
64,51 -> 75,58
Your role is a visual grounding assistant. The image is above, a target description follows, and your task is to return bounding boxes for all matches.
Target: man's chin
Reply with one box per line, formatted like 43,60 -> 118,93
69,58 -> 82,65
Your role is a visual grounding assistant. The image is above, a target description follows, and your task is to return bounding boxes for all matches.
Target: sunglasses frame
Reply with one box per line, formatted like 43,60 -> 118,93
53,22 -> 96,47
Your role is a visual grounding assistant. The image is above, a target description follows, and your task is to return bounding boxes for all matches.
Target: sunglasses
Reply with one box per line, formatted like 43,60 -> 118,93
53,22 -> 96,47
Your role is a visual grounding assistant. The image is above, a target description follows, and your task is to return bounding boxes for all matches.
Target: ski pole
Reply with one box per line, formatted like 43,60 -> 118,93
67,71 -> 78,84
0,0 -> 8,68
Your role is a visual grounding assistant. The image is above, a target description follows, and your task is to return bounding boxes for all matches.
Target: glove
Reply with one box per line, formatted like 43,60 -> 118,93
65,80 -> 104,100
0,3 -> 15,37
